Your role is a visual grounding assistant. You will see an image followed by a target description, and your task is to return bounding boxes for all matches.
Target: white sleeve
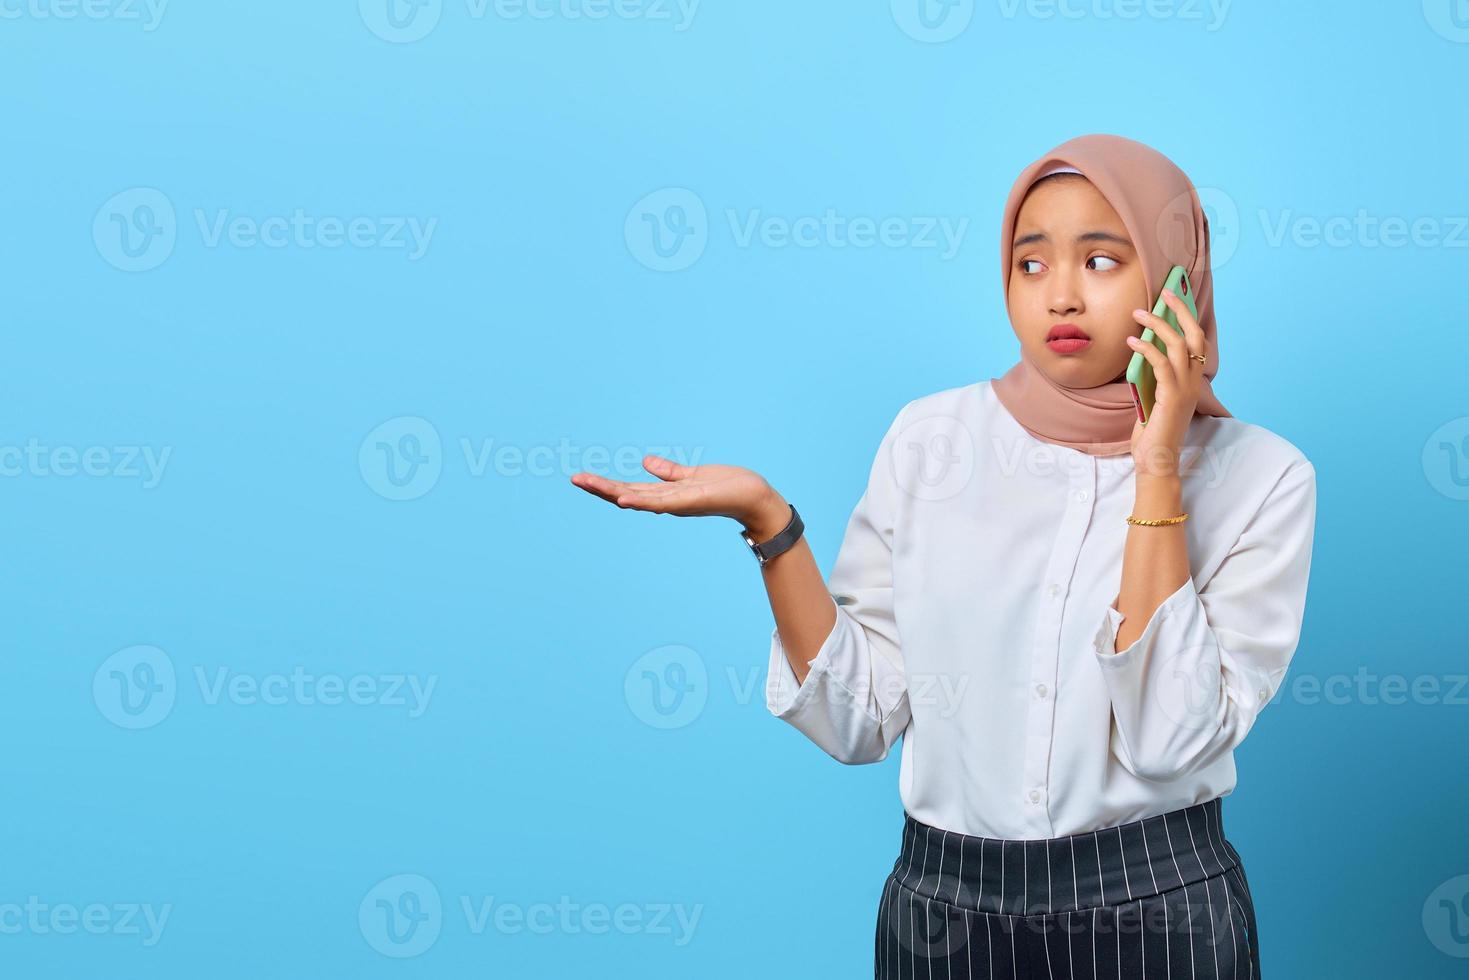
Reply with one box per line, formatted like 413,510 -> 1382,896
1089,459 -> 1318,782
764,401 -> 912,765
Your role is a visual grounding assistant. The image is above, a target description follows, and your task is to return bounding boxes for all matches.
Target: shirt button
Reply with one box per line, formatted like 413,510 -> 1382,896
1076,489 -> 1089,501
1046,583 -> 1060,599
1035,683 -> 1048,698
1257,687 -> 1268,702
1028,789 -> 1041,803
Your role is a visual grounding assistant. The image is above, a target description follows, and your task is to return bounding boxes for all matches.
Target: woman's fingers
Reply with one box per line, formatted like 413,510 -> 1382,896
614,482 -> 707,515
569,472 -> 613,501
571,470 -> 707,515
570,472 -> 658,504
1134,301 -> 1192,382
1131,308 -> 1189,389
572,461 -> 754,520
642,454 -> 692,482
1159,286 -> 1206,354
1125,321 -> 1174,396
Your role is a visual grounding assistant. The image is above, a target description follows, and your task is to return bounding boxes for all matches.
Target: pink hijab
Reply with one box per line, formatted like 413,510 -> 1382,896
990,133 -> 1231,456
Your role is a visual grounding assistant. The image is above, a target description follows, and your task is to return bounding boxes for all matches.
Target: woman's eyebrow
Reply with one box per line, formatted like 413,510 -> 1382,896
1013,230 -> 1134,249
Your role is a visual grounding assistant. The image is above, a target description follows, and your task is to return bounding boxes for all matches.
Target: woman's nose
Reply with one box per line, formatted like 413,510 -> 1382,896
1048,268 -> 1084,316
1048,290 -> 1082,317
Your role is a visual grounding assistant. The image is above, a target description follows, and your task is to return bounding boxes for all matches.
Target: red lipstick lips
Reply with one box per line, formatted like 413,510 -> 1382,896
1046,323 -> 1092,354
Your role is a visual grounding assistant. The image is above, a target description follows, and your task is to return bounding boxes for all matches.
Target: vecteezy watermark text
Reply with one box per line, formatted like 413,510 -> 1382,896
0,897 -> 171,946
358,873 -> 702,958
0,440 -> 170,488
93,188 -> 437,272
0,0 -> 168,30
358,0 -> 699,43
625,188 -> 970,272
93,645 -> 438,729
358,415 -> 705,501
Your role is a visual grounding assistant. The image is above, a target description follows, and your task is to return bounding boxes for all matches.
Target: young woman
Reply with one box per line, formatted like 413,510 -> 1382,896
571,133 -> 1316,979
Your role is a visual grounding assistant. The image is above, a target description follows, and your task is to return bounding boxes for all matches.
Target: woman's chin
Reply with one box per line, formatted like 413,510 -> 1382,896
1034,352 -> 1127,389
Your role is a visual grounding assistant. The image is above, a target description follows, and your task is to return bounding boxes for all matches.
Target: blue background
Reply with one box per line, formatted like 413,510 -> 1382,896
3,1 -> 1466,976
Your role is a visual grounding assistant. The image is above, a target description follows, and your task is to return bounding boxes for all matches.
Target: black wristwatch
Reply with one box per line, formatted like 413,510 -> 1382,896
740,504 -> 804,568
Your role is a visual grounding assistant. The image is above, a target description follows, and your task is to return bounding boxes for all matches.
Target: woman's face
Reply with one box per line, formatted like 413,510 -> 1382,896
1006,175 -> 1150,386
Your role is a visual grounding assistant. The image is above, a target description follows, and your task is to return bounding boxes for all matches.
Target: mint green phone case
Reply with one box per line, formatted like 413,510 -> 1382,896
1125,265 -> 1196,425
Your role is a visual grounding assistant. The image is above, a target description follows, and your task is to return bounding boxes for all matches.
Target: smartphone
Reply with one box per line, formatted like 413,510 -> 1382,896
1125,265 -> 1196,425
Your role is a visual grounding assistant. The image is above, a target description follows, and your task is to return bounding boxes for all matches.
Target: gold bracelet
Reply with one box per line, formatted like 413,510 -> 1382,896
1126,512 -> 1189,526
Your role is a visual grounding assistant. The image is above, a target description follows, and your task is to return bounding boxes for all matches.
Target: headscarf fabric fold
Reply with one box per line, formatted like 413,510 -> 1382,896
990,133 -> 1231,457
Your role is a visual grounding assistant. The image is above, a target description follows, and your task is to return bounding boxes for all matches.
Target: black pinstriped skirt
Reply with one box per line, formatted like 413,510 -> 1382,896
875,797 -> 1261,979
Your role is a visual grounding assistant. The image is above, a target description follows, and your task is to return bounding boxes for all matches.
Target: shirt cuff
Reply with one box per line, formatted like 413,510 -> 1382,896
764,597 -> 907,765
1092,575 -> 1200,664
765,601 -> 847,718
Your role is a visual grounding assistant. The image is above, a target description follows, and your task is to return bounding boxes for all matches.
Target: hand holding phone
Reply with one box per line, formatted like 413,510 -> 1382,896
1125,265 -> 1197,425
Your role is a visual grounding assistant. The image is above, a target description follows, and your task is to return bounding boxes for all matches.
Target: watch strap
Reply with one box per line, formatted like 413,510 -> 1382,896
740,504 -> 803,567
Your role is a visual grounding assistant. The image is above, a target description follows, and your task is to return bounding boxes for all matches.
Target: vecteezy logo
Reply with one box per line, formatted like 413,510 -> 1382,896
889,873 -> 973,960
359,416 -> 443,501
890,0 -> 974,43
93,188 -> 177,272
1155,186 -> 1239,273
1423,873 -> 1469,957
93,645 -> 177,729
1423,416 -> 1469,501
359,0 -> 443,43
624,188 -> 707,272
1423,0 -> 1469,42
891,413 -> 975,502
359,874 -> 443,958
1195,186 -> 1240,270
624,644 -> 708,729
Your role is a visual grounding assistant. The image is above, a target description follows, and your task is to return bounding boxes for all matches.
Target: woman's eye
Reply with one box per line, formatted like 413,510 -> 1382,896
1018,259 -> 1043,274
1088,255 -> 1120,271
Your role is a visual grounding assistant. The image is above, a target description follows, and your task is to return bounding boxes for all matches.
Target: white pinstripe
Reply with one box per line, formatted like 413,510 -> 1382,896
1163,883 -> 1172,979
1066,908 -> 1075,980
1000,841 -> 1006,915
1200,803 -> 1224,873
918,830 -> 933,980
1182,809 -> 1206,880
923,896 -> 933,980
985,910 -> 992,979
1113,904 -> 1119,980
955,833 -> 964,907
1071,837 -> 1079,909
1137,898 -> 1146,978
1044,913 -> 1056,978
893,873 -> 901,980
1137,823 -> 1159,894
978,839 -> 985,908
1093,831 -> 1106,906
1214,874 -> 1238,980
1222,869 -> 1253,980
919,827 -> 931,898
965,909 -> 973,980
1162,812 -> 1188,887
1023,840 -> 1029,916
883,875 -> 893,980
1091,907 -> 1099,980
1045,838 -> 1053,911
1200,880 -> 1218,979
1115,827 -> 1135,901
936,831 -> 948,916
877,877 -> 884,978
1161,816 -> 1191,977
1009,914 -> 1017,980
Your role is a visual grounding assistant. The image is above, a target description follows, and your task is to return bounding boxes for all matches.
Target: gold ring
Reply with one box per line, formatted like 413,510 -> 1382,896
1189,352 -> 1207,364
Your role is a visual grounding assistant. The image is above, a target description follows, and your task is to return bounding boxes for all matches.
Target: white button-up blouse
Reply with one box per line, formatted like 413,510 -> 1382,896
764,379 -> 1317,840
